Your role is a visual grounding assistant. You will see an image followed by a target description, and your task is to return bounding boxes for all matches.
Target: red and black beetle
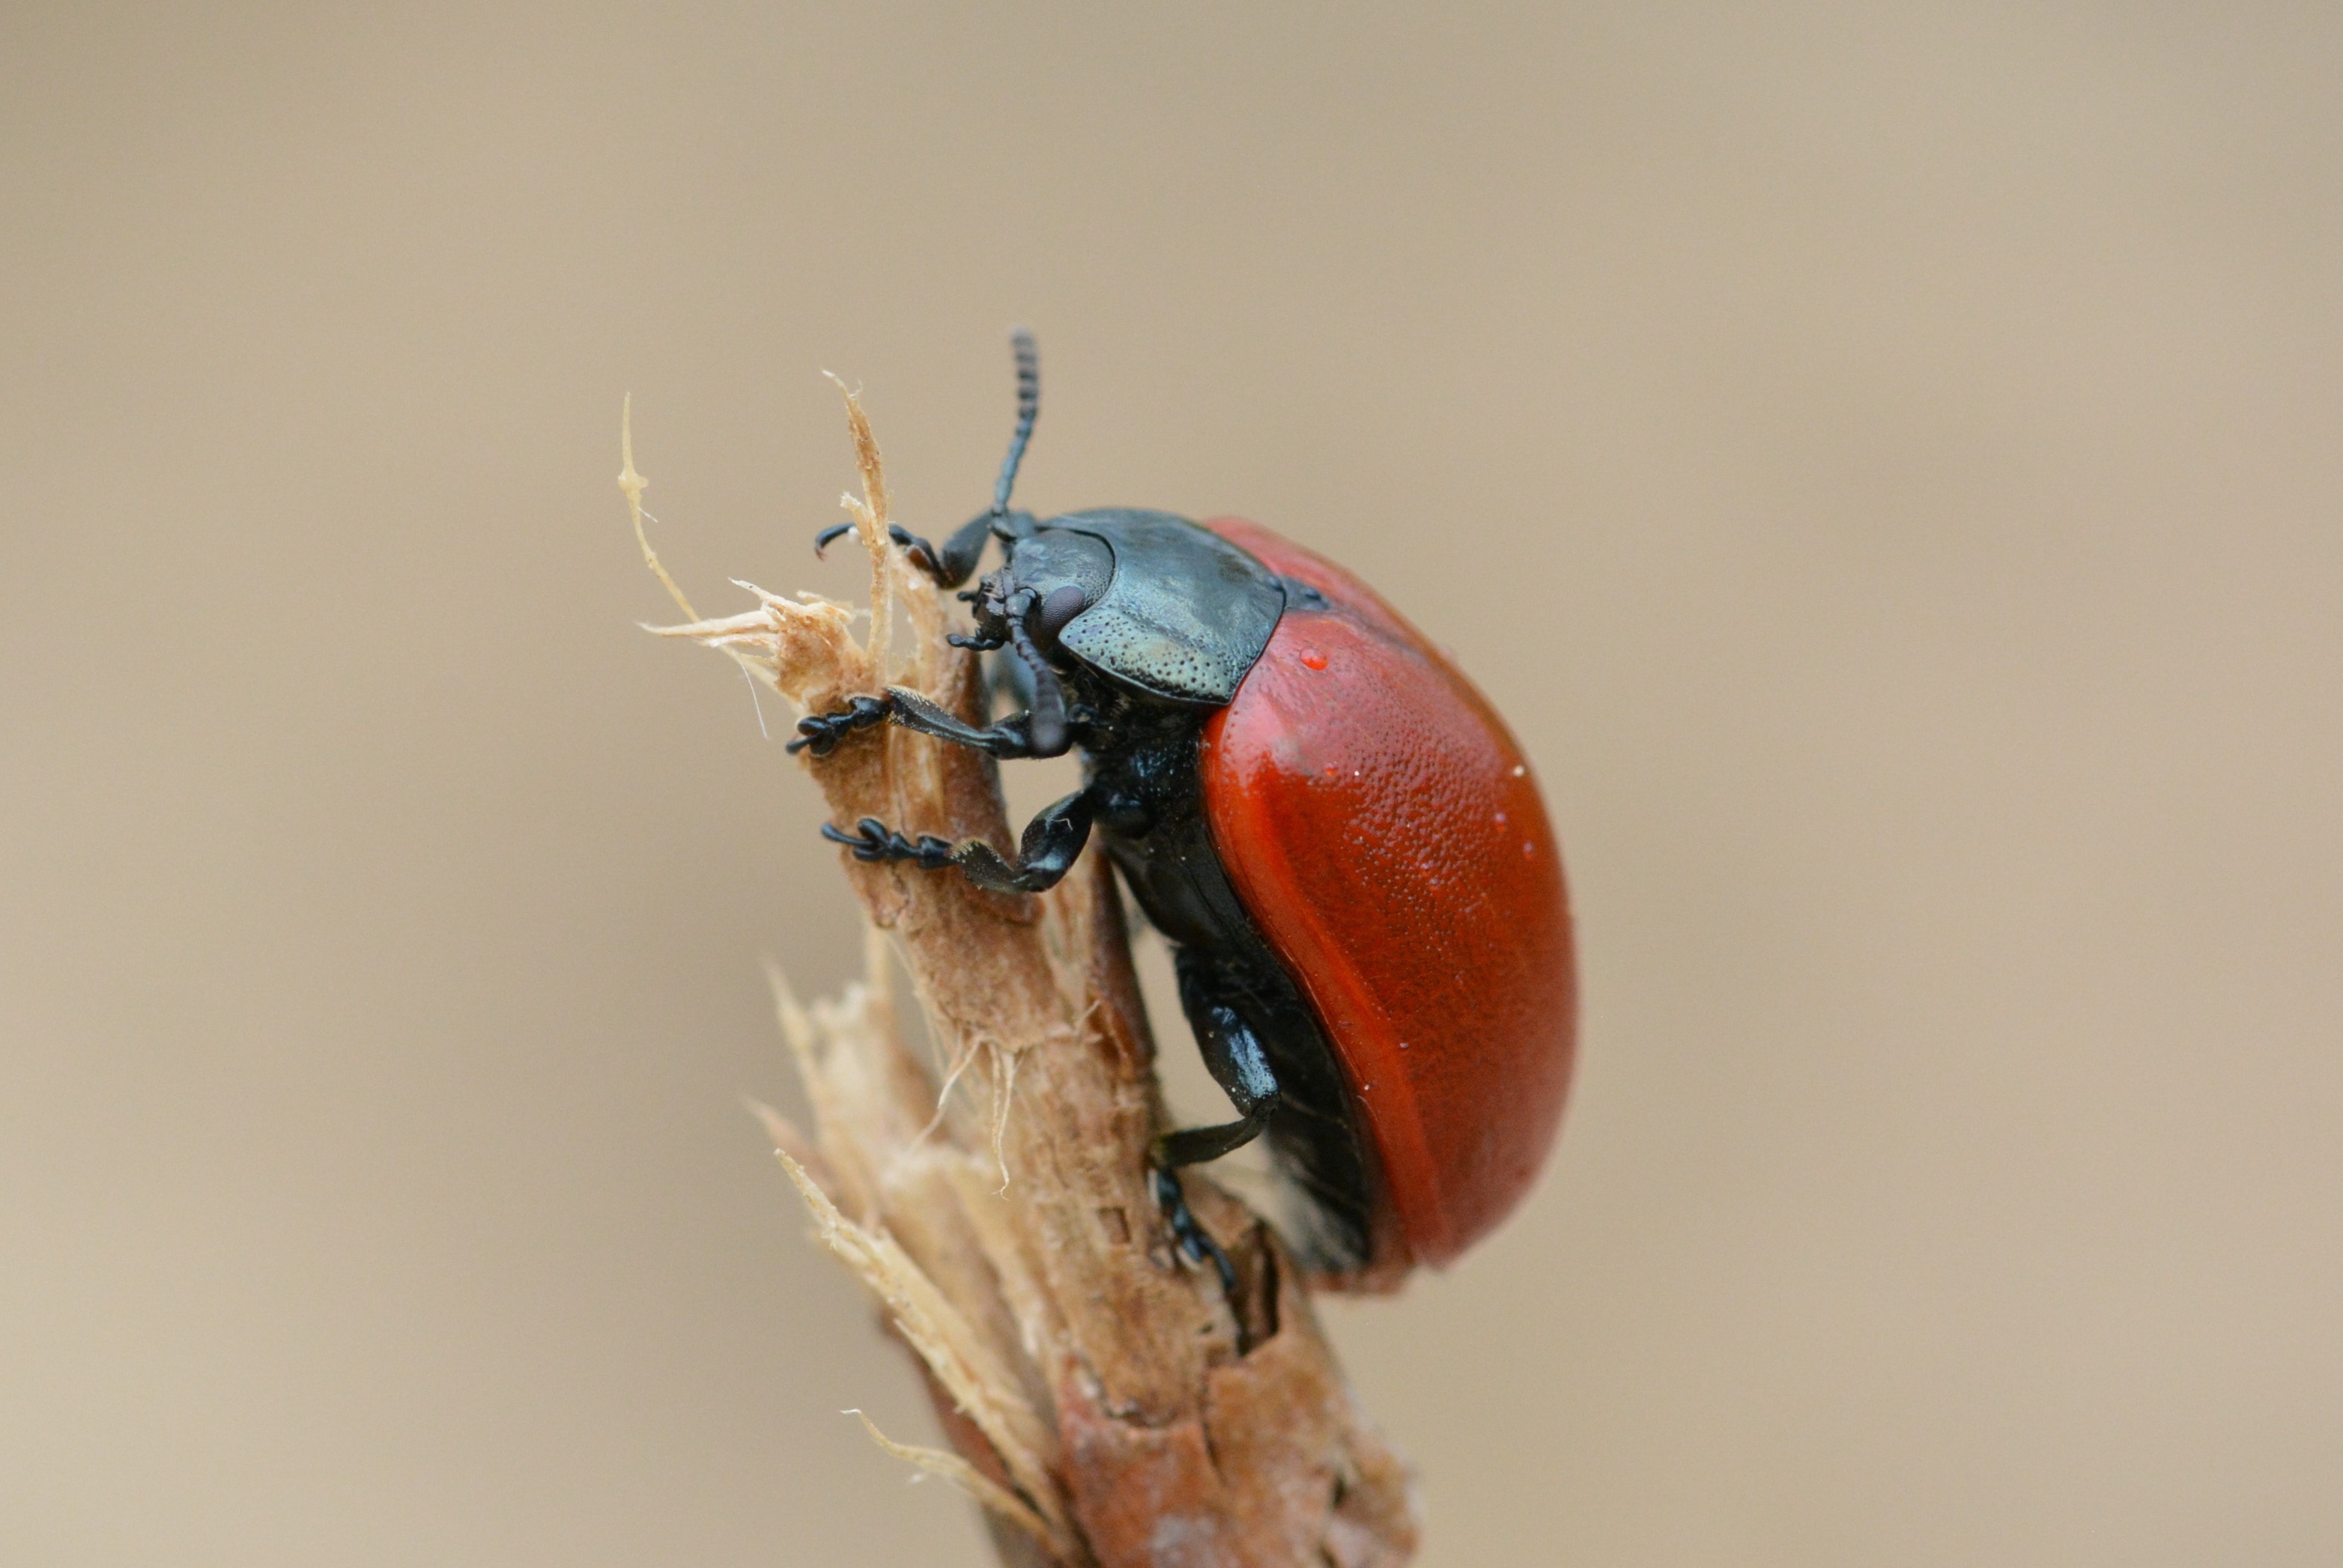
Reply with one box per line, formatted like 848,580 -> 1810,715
798,333 -> 1576,1289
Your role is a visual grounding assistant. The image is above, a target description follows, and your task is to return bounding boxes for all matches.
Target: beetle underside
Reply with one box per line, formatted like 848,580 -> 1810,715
1071,681 -> 1383,1276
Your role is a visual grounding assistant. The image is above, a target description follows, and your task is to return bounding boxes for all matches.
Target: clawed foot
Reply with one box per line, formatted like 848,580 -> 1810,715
806,520 -> 957,583
1152,1165 -> 1244,1345
786,694 -> 892,756
819,816 -> 957,869
882,523 -> 951,581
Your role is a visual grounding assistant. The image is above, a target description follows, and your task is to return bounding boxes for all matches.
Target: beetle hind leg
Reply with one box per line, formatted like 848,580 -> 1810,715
1150,1165 -> 1246,1347
1158,949 -> 1285,1164
1141,952 -> 1291,1343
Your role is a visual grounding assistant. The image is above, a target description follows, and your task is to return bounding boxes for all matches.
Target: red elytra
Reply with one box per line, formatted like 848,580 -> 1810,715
1197,517 -> 1579,1272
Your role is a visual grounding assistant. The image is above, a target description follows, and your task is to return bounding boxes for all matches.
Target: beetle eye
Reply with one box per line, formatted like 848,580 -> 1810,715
1035,584 -> 1088,641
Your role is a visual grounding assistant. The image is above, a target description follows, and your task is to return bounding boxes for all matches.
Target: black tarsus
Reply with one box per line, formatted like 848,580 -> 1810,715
784,670 -> 1079,764
812,514 -> 992,583
785,693 -> 891,756
819,817 -> 954,869
1151,1166 -> 1243,1342
819,786 -> 1096,896
885,514 -> 998,587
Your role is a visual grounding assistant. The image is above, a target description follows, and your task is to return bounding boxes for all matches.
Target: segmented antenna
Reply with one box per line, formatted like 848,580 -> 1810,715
992,327 -> 1040,517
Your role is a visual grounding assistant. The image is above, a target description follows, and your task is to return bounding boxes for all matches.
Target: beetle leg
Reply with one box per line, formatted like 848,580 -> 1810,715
951,788 -> 1095,893
813,509 -> 1034,585
1155,950 -> 1283,1166
819,817 -> 957,869
1141,953 -> 1285,1345
788,684 -> 1082,762
783,693 -> 891,756
983,653 -> 1100,741
883,514 -> 997,586
819,786 -> 1097,896
888,684 -> 1077,760
1151,1165 -> 1243,1334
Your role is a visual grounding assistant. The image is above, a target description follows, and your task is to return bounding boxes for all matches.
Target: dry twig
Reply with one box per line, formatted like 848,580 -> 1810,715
634,383 -> 1419,1567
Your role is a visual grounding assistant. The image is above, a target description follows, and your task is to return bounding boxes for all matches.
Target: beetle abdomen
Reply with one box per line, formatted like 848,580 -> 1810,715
1198,518 -> 1578,1268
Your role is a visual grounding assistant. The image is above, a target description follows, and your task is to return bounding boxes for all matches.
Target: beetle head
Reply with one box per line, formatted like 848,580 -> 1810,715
961,527 -> 1113,753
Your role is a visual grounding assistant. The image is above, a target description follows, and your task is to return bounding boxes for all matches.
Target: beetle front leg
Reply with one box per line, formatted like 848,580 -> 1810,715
810,510 -> 1028,587
879,514 -> 995,586
819,786 -> 1096,896
887,686 -> 1075,759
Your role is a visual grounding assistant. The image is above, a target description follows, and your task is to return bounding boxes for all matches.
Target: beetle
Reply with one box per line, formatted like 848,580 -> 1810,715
795,332 -> 1576,1292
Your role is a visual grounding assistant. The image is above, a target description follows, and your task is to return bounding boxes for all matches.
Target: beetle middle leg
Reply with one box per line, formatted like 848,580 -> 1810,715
783,694 -> 891,758
789,684 -> 1081,761
822,785 -> 1096,896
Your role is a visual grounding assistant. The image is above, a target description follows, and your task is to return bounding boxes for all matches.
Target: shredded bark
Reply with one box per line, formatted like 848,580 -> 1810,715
635,383 -> 1419,1567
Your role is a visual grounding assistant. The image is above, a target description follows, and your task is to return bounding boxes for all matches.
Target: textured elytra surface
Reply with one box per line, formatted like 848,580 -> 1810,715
1199,518 -> 1578,1268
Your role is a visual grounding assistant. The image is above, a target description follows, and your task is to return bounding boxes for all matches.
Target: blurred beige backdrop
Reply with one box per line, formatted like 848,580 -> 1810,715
6,3 -> 2340,1564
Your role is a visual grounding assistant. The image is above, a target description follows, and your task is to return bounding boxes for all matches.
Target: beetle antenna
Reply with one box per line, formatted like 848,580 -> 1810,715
991,327 -> 1040,518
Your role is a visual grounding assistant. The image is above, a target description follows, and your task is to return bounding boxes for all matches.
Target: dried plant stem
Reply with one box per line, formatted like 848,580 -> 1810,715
634,385 -> 1419,1567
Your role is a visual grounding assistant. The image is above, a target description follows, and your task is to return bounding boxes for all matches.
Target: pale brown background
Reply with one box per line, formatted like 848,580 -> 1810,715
6,2 -> 2340,1564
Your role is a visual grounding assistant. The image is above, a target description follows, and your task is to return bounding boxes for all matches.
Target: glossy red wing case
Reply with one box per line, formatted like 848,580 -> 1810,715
1198,517 -> 1578,1270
